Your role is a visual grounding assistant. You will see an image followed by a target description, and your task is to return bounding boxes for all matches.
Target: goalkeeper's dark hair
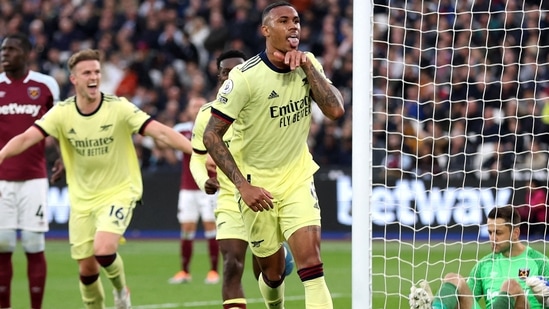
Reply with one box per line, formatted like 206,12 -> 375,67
216,50 -> 248,70
488,206 -> 521,226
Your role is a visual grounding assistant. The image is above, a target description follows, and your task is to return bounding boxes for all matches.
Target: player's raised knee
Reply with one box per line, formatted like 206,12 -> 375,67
501,278 -> 523,295
443,272 -> 464,284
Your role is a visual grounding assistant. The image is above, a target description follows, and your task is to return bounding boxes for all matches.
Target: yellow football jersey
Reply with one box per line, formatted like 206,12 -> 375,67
35,93 -> 151,210
211,52 -> 325,195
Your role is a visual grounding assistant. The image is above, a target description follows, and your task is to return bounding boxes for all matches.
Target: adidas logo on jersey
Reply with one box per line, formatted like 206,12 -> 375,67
68,128 -> 76,134
268,90 -> 279,99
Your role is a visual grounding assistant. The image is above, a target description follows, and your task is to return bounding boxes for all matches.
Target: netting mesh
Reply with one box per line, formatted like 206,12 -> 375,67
371,1 -> 549,307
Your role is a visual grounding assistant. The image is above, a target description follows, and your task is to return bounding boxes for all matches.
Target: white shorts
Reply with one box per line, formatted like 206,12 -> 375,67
0,179 -> 49,232
177,189 -> 216,223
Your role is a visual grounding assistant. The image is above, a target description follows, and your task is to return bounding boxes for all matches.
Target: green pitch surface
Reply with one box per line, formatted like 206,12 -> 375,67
17,238 -> 541,308
10,239 -> 352,308
373,240 -> 549,309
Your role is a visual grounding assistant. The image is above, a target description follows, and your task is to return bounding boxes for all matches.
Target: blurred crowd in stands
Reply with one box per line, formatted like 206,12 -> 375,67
372,0 -> 549,179
0,0 -> 353,171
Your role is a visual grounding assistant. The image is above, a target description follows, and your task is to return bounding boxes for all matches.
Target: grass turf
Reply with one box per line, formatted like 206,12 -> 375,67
10,239 -> 352,308
372,239 -> 549,309
16,238 -> 542,308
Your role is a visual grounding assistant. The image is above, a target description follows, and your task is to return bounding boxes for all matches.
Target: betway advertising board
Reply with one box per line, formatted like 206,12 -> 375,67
46,169 -> 528,239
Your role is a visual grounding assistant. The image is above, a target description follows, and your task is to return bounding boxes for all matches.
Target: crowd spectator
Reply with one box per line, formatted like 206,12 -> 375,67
0,0 -> 353,167
515,139 -> 549,172
372,0 -> 549,180
0,0 -> 354,170
25,0 -> 540,179
517,178 -> 549,237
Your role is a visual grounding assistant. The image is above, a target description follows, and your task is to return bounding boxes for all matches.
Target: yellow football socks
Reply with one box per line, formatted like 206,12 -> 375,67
258,273 -> 285,309
303,276 -> 333,309
102,254 -> 126,291
79,278 -> 105,309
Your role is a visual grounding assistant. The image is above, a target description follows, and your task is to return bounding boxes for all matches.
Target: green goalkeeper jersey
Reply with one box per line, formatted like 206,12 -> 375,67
468,246 -> 549,309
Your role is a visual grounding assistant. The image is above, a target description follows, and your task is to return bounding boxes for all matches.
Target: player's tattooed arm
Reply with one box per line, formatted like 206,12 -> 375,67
203,116 -> 247,189
302,63 -> 345,121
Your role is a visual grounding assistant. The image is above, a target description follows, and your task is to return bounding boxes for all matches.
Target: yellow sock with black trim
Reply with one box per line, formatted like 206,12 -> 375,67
258,273 -> 285,309
79,277 -> 105,309
101,254 -> 126,291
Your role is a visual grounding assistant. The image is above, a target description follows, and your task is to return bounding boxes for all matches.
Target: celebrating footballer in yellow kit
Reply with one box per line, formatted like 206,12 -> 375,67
190,50 -> 292,309
0,49 -> 193,309
203,2 -> 345,309
190,50 -> 256,308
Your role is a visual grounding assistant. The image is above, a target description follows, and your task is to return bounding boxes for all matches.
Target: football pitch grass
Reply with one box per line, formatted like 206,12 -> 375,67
10,238 -> 352,308
13,238 -> 546,308
373,239 -> 549,309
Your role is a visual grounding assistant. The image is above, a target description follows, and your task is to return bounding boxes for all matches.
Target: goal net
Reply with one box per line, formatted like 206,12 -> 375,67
370,1 -> 549,307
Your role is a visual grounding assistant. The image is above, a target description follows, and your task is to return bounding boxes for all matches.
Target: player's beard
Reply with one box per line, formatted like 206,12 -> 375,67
493,242 -> 511,255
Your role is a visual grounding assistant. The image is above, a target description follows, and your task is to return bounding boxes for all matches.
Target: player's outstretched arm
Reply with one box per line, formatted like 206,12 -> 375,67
143,120 -> 192,155
0,126 -> 45,165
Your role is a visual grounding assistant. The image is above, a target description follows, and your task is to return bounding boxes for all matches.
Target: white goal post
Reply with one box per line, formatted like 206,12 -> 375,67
365,0 -> 549,308
352,0 -> 372,308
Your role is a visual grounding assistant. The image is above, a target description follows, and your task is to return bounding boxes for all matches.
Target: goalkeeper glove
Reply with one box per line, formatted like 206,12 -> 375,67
526,276 -> 549,307
409,279 -> 434,309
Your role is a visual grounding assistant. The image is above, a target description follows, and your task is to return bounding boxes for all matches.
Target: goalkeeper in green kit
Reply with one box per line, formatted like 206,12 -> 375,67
409,206 -> 549,309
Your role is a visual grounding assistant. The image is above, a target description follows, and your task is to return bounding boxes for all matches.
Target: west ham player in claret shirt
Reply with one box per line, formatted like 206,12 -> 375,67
0,33 -> 60,309
168,96 -> 220,285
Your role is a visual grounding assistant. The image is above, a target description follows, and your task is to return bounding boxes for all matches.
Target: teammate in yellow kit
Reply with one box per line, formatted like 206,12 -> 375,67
0,49 -> 194,309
